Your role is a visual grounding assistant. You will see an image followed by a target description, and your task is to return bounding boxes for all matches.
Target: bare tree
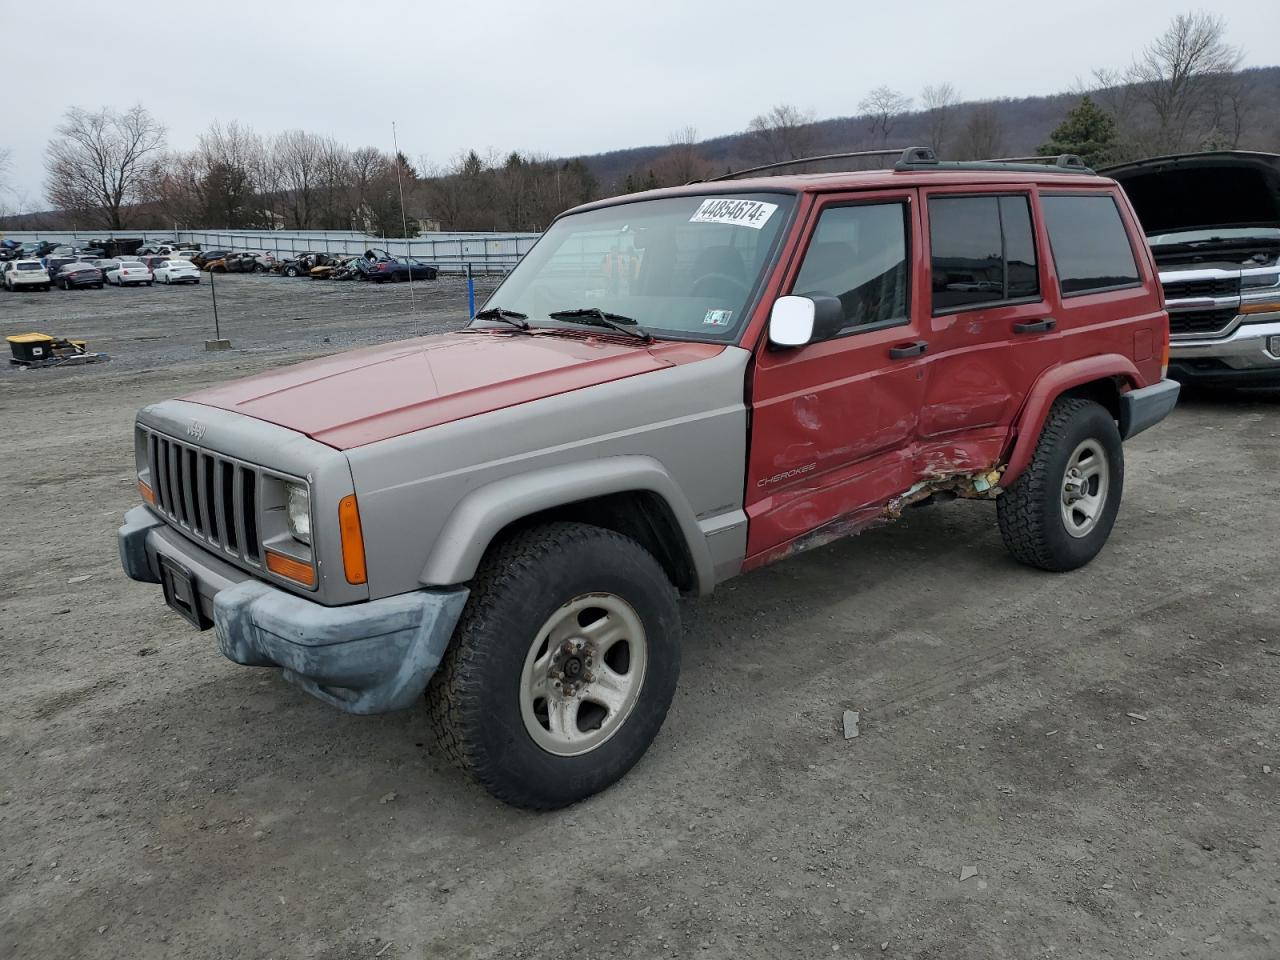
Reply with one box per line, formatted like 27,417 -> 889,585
746,104 -> 818,163
44,105 -> 166,229
920,82 -> 960,155
272,130 -> 325,229
859,86 -> 913,146
1125,11 -> 1244,153
653,126 -> 710,185
954,104 -> 1006,160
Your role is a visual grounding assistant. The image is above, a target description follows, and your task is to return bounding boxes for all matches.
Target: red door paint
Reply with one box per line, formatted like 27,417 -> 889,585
743,189 -> 930,565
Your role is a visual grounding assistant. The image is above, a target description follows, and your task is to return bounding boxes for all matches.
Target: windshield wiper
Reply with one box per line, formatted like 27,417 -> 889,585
547,307 -> 652,341
471,306 -> 530,331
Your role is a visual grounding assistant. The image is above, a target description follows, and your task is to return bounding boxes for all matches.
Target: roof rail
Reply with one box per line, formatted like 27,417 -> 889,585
702,147 -> 926,183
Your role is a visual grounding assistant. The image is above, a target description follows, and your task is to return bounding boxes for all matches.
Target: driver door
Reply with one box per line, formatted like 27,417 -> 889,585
744,189 -> 929,566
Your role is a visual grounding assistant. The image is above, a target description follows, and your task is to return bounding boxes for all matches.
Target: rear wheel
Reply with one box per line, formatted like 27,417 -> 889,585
428,522 -> 681,809
997,398 -> 1124,572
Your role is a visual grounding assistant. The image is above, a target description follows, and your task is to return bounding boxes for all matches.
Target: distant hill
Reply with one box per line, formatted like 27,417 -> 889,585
583,66 -> 1280,191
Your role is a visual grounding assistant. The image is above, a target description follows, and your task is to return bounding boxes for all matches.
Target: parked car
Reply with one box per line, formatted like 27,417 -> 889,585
367,257 -> 440,283
309,255 -> 358,280
277,252 -> 325,277
105,260 -> 154,286
138,255 -> 170,275
191,249 -> 233,269
137,240 -> 180,256
153,259 -> 201,284
118,149 -> 1181,809
167,249 -> 198,261
42,255 -> 78,279
1104,150 -> 1280,389
54,262 -> 105,290
225,251 -> 267,273
2,259 -> 52,291
90,258 -> 122,276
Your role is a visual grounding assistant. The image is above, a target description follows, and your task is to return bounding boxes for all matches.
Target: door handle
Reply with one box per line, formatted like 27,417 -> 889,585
888,340 -> 928,359
1013,318 -> 1057,334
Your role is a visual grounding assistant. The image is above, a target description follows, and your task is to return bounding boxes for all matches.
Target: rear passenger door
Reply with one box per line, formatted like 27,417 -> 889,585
744,190 -> 928,564
917,188 -> 1058,471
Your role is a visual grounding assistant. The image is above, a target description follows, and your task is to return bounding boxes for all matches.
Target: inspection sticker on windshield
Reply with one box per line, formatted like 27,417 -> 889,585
703,309 -> 733,327
689,198 -> 778,230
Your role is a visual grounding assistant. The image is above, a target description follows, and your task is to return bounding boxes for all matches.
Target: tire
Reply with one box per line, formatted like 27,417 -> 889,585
285,266 -> 298,277
997,398 -> 1124,572
428,521 -> 681,809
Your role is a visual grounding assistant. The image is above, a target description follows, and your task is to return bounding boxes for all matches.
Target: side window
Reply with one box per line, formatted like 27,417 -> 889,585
1041,194 -> 1141,295
791,201 -> 909,334
929,195 -> 1040,313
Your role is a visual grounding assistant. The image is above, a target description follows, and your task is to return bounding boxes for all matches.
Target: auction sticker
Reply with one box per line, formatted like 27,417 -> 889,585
689,198 -> 778,230
703,309 -> 733,326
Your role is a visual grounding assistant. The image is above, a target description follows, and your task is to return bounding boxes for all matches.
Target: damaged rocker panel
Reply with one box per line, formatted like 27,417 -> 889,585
748,465 -> 1006,568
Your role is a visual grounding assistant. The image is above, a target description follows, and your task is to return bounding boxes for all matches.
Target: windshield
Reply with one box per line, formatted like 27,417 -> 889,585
478,192 -> 795,341
1149,226 -> 1280,246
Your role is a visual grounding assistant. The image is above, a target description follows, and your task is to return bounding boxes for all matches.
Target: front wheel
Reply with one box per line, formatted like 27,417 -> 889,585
428,522 -> 681,809
997,398 -> 1124,572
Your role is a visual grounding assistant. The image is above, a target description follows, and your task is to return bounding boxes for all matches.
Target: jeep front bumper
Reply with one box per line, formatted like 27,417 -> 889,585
118,505 -> 468,714
1169,315 -> 1280,388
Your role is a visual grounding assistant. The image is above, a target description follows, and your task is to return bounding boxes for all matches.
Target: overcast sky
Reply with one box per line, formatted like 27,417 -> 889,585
2,0 -> 1276,206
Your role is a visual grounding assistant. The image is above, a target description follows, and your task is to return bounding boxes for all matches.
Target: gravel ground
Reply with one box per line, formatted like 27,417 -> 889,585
1,275 -> 1278,960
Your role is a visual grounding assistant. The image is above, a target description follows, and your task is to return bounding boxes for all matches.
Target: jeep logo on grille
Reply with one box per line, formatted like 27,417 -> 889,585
187,420 -> 206,441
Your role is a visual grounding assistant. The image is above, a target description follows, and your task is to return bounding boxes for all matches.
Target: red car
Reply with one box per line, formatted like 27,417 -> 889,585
120,148 -> 1178,808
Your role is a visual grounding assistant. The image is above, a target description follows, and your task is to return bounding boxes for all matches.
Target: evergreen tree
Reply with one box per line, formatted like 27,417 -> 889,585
1038,96 -> 1118,168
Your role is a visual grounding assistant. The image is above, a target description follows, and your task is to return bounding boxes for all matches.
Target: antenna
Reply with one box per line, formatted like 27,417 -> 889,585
391,121 -> 416,313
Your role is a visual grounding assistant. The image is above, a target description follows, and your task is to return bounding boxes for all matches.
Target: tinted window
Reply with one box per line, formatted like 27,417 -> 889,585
929,195 -> 1041,312
1001,196 -> 1039,299
791,202 -> 909,334
1042,194 -> 1141,295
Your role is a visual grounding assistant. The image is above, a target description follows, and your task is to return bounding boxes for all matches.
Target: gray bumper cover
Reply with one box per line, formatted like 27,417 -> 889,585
118,505 -> 468,714
214,582 -> 467,714
1119,378 -> 1181,440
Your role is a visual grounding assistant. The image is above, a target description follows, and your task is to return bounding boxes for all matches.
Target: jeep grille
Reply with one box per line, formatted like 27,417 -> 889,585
142,427 -> 263,568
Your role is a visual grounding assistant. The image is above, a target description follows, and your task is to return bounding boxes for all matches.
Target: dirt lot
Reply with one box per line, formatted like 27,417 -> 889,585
1,275 -> 1278,960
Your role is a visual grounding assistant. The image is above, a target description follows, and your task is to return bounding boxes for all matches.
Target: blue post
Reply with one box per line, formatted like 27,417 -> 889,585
467,262 -> 476,318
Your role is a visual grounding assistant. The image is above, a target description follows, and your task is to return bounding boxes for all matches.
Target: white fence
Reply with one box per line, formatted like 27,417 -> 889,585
0,229 -> 541,275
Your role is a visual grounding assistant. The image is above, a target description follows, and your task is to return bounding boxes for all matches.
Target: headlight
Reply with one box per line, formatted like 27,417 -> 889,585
285,482 -> 311,544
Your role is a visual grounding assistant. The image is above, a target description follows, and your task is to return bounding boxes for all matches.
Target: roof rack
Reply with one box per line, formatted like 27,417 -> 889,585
702,148 -> 920,182
894,149 -> 1094,174
701,147 -> 1095,184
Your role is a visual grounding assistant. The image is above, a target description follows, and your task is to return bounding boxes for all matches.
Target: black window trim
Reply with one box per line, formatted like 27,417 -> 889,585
927,191 -> 1044,316
1040,190 -> 1145,300
786,195 -> 914,341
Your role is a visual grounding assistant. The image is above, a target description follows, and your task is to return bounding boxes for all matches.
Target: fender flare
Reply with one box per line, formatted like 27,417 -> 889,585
1002,354 -> 1142,486
417,455 -> 716,592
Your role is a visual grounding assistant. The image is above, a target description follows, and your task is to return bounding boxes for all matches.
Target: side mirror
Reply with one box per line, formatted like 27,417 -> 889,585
768,295 -> 844,348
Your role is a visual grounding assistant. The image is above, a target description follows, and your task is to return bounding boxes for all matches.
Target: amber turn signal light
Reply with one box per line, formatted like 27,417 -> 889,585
139,480 -> 156,505
1240,300 -> 1280,315
338,494 -> 367,585
265,550 -> 316,587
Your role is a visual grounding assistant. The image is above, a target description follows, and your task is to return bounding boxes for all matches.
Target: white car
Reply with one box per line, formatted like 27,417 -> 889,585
106,260 -> 154,287
2,259 -> 51,291
167,249 -> 198,261
153,259 -> 201,284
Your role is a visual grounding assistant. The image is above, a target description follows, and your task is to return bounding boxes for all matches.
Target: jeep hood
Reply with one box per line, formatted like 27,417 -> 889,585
1103,151 -> 1280,236
185,331 -> 723,449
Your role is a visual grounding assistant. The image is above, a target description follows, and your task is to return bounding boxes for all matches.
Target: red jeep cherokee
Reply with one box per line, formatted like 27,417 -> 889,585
120,148 -> 1179,808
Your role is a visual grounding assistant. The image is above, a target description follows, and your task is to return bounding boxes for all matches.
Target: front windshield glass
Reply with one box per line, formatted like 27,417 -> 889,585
478,192 -> 795,341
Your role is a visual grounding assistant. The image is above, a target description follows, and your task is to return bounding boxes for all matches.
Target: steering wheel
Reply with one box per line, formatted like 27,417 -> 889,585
691,272 -> 749,301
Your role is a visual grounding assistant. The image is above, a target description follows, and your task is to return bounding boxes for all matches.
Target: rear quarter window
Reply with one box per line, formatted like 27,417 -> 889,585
1041,194 -> 1142,296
